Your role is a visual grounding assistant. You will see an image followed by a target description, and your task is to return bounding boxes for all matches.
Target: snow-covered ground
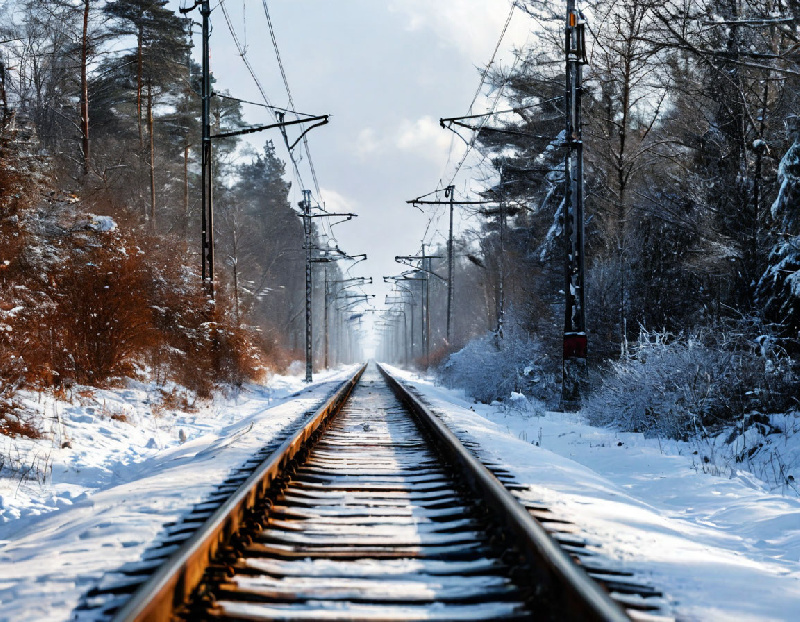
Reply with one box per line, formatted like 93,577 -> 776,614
385,364 -> 800,622
2,361 -> 799,621
0,366 -> 359,622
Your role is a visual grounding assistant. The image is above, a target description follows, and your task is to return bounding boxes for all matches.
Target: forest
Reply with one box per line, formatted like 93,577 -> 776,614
0,0 -> 798,443
0,0 -> 361,428
379,0 -> 800,438
1,4 -> 798,618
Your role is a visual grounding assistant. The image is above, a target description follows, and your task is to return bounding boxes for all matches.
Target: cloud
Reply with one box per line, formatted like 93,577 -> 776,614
395,117 -> 453,163
354,128 -> 380,158
319,187 -> 357,213
387,0 -> 530,61
351,117 -> 457,165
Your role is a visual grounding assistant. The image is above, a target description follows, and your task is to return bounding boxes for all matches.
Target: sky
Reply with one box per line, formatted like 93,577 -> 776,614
171,0 -> 534,347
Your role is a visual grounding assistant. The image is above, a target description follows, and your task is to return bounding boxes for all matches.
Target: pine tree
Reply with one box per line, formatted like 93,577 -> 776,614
757,116 -> 800,339
220,141 -> 304,346
103,0 -> 189,228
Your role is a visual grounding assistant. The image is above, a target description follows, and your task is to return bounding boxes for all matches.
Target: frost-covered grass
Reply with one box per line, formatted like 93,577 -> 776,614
0,367 -> 353,523
435,323 -> 800,496
689,412 -> 800,496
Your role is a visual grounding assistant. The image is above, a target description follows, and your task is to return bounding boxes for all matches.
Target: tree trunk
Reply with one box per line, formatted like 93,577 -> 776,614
147,78 -> 156,230
137,24 -> 143,147
231,216 -> 241,327
80,0 -> 90,176
184,143 -> 190,236
233,259 -> 240,327
0,58 -> 7,124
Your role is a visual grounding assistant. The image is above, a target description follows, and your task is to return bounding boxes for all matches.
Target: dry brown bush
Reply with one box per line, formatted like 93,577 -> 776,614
141,242 -> 274,395
0,132 -> 284,403
0,406 -> 42,439
25,235 -> 157,385
414,343 -> 456,370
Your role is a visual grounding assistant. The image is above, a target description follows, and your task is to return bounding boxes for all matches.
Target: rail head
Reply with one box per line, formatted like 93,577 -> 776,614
111,363 -> 367,622
377,363 -> 630,622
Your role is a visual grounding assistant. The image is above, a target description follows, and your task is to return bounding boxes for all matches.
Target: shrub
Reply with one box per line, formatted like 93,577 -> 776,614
14,232 -> 273,394
50,240 -> 156,383
145,258 -> 269,395
586,323 -> 799,439
438,316 -> 558,404
16,234 -> 157,386
0,132 -> 279,402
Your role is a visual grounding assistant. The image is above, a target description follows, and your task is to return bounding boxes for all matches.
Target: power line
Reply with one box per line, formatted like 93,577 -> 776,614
260,0 -> 337,245
261,0 -> 322,203
467,1 -> 517,116
212,92 -> 319,117
218,0 -> 308,193
438,1 -> 518,185
220,0 -> 335,244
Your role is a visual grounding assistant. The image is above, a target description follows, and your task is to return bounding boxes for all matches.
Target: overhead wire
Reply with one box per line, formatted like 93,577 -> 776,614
261,0 -> 323,204
423,1 -> 529,258
218,0 -> 309,196
467,1 -> 518,116
438,0 -> 518,187
212,92 -> 318,116
259,0 -> 338,246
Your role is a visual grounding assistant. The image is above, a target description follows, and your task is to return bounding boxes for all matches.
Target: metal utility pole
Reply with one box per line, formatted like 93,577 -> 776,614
327,276 -> 371,368
182,1 -> 331,300
407,194 -> 490,348
498,195 -> 506,340
0,56 -> 8,124
445,185 -> 455,344
561,2 -> 588,410
400,276 -> 426,363
296,200 -> 358,382
482,162 -> 509,341
200,0 -> 213,296
497,163 -> 507,341
395,249 -> 444,368
423,246 -> 431,367
385,306 -> 409,366
324,265 -> 330,369
301,190 -> 313,382
386,279 -> 417,362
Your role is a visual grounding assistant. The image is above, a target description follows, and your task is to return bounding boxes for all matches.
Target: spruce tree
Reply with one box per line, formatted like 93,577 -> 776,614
757,116 -> 800,339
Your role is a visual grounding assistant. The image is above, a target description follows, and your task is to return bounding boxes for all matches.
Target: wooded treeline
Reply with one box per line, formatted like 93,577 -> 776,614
0,0 -> 332,402
411,0 -> 800,421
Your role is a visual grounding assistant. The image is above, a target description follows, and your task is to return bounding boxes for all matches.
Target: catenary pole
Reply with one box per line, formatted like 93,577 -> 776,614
302,190 -> 313,382
200,0 -> 213,296
445,185 -> 455,344
561,1 -> 588,409
423,245 -> 431,368
497,160 -> 506,340
324,265 -> 329,369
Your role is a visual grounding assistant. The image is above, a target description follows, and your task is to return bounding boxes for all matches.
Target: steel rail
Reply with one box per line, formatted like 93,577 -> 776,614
377,363 -> 630,622
111,364 -> 367,622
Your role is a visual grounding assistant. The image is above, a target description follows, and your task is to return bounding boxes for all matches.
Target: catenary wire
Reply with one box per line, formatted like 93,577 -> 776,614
218,0 -> 309,195
262,0 -> 323,205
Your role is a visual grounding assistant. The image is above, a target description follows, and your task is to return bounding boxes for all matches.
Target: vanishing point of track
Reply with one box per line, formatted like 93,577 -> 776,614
102,363 -> 666,621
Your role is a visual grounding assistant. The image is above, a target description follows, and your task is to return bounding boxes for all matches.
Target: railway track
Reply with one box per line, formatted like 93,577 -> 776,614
93,363 -> 668,622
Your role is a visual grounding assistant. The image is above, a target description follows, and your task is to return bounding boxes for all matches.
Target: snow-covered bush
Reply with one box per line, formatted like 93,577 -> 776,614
437,317 -> 557,404
757,116 -> 800,338
587,325 -> 798,439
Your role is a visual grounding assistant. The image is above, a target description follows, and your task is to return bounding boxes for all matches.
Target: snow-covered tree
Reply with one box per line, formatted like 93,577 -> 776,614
757,116 -> 800,338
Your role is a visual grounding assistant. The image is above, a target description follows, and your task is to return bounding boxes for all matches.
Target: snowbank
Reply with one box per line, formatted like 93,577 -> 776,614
385,364 -> 800,621
0,366 -> 358,621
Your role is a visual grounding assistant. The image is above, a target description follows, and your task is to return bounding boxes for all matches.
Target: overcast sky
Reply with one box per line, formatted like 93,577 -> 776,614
172,0 -> 532,347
